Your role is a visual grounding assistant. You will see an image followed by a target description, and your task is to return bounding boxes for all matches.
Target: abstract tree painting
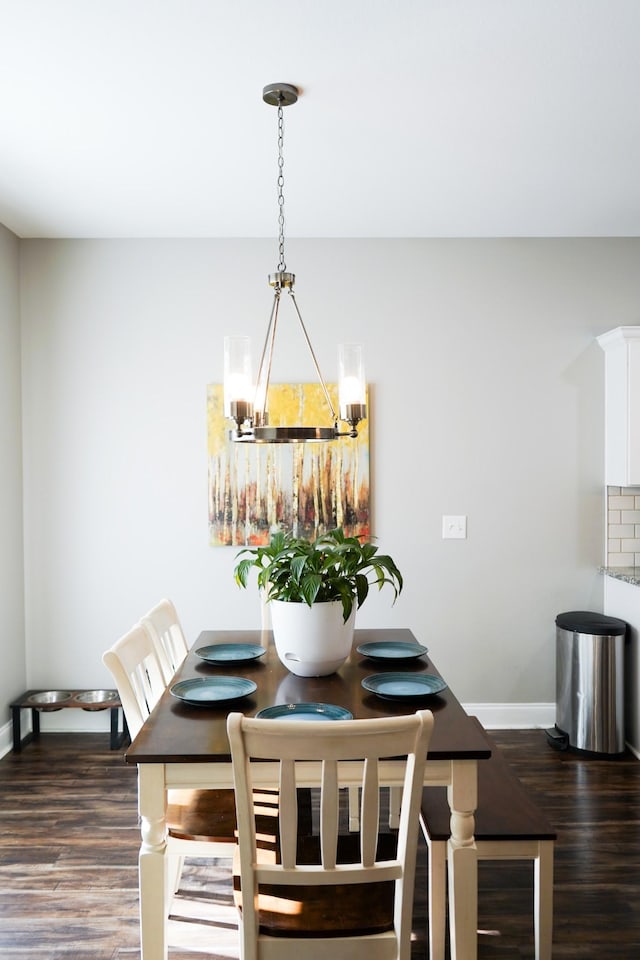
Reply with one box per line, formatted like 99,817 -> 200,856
207,383 -> 370,546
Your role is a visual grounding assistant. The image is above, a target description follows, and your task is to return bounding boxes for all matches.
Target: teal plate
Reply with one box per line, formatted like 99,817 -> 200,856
361,673 -> 447,701
195,643 -> 266,664
170,676 -> 257,705
255,702 -> 353,721
356,640 -> 428,661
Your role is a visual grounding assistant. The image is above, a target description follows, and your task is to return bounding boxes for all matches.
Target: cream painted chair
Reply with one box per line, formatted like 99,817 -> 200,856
227,708 -> 434,960
102,623 -> 239,902
140,598 -> 189,685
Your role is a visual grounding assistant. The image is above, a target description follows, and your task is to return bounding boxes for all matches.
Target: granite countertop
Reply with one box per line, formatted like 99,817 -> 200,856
600,566 -> 640,586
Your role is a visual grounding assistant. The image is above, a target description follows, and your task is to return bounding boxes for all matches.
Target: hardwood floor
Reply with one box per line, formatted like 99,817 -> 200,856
0,729 -> 639,958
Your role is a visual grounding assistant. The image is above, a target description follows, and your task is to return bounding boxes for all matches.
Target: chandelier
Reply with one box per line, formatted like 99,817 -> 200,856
224,83 -> 367,443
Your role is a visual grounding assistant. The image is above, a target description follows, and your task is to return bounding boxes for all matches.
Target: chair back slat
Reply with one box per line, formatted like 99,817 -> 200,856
320,758 -> 339,869
361,757 -> 381,867
278,759 -> 298,868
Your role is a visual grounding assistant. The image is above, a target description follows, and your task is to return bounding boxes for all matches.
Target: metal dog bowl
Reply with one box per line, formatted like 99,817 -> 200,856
27,690 -> 73,711
76,689 -> 119,711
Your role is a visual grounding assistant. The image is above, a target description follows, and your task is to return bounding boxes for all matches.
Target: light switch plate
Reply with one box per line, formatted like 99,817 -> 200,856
442,515 -> 467,539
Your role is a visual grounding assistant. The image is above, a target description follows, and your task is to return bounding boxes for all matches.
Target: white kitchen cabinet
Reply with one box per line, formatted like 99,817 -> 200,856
598,326 -> 640,486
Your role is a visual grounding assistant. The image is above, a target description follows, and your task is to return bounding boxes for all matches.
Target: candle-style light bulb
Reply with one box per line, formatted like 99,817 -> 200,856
224,336 -> 254,431
338,343 -> 367,433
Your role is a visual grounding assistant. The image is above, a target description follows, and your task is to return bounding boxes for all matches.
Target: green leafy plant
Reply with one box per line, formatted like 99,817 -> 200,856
234,527 -> 403,623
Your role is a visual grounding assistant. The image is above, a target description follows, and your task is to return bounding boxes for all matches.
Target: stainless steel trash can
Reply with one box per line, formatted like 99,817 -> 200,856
554,610 -> 626,755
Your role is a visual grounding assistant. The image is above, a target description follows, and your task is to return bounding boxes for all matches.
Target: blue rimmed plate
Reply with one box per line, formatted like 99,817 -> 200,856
361,673 -> 447,701
356,640 -> 428,661
255,702 -> 353,721
195,643 -> 266,664
170,676 -> 257,706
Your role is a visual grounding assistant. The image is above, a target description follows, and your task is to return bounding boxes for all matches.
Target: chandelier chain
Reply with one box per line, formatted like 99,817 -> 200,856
277,102 -> 286,273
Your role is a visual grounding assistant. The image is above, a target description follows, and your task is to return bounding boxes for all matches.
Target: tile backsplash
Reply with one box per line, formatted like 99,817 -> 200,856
606,486 -> 640,567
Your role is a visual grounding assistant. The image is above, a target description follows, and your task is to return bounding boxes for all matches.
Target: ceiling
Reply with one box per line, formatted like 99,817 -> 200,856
1,0 -> 639,239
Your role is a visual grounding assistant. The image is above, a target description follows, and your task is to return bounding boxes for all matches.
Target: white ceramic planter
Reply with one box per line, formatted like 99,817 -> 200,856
269,599 -> 356,676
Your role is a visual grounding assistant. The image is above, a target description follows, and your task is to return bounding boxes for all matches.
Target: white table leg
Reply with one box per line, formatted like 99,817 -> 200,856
138,764 -> 168,960
447,760 -> 478,960
535,840 -> 554,960
427,836 -> 447,960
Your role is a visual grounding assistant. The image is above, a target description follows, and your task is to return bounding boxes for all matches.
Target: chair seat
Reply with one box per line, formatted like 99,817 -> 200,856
167,789 -> 239,843
168,787 -> 314,846
234,832 -> 397,937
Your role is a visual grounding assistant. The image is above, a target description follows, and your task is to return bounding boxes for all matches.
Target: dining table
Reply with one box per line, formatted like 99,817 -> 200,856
125,627 -> 490,960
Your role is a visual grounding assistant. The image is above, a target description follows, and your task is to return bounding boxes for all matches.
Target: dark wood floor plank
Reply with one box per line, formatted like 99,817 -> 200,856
1,730 -> 639,958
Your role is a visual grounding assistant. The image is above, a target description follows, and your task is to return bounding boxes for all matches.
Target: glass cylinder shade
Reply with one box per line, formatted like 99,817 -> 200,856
224,336 -> 253,422
338,343 -> 367,423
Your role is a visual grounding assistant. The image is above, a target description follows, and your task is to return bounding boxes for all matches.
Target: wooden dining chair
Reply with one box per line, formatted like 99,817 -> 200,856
140,598 -> 189,685
227,708 -> 434,960
102,623 -> 241,899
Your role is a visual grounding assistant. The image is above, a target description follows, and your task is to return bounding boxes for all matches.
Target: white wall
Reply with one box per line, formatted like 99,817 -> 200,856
603,576 -> 640,754
0,222 -> 26,745
19,238 -> 640,728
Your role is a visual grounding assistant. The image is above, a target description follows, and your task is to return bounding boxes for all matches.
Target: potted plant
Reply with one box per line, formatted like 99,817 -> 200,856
234,528 -> 403,676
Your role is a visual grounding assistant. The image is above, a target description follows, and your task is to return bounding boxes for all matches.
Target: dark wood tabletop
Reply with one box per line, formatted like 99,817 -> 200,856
125,628 -> 491,764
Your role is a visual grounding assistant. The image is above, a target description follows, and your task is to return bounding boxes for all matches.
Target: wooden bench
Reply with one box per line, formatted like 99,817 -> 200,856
10,689 -> 129,752
420,717 -> 556,960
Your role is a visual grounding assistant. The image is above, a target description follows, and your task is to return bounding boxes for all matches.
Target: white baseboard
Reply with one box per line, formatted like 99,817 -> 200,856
462,702 -> 555,729
0,719 -> 14,759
